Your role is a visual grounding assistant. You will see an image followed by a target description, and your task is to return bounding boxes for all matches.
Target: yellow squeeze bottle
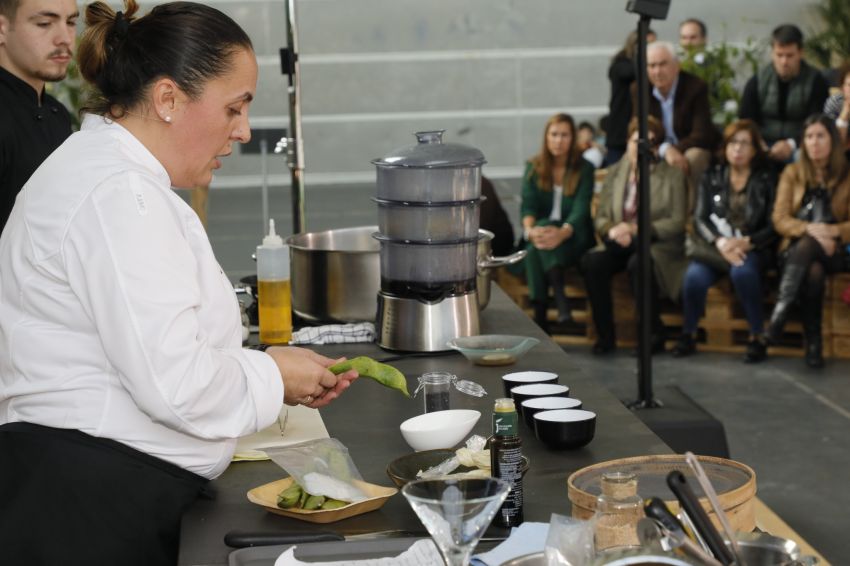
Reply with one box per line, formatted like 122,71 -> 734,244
257,219 -> 292,344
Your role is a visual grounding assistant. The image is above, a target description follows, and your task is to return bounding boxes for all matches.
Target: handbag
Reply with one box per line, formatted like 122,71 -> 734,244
685,233 -> 729,273
796,187 -> 835,224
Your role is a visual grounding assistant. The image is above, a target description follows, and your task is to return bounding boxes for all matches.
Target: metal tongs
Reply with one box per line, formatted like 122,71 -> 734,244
658,453 -> 745,566
684,452 -> 745,564
637,511 -> 722,566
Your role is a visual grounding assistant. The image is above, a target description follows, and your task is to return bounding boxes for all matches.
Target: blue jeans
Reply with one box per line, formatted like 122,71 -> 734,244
681,254 -> 764,336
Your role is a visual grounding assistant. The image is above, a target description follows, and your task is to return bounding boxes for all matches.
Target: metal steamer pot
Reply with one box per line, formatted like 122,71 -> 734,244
284,227 -> 520,322
286,226 -> 381,323
372,130 -> 485,203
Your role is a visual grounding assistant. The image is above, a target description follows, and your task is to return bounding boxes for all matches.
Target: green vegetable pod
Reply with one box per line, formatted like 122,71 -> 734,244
330,356 -> 410,397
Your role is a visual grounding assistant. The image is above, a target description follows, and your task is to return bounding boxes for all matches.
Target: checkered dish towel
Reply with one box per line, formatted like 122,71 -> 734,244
289,322 -> 376,345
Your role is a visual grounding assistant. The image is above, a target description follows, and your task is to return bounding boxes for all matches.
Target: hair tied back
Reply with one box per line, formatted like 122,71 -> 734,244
113,11 -> 130,39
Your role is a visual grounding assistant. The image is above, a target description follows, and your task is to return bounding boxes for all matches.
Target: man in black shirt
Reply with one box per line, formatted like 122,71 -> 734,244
0,0 -> 77,232
738,24 -> 829,166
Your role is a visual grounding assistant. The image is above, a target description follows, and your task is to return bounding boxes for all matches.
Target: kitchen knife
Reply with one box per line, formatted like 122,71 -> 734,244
224,529 -> 431,548
224,530 -> 343,548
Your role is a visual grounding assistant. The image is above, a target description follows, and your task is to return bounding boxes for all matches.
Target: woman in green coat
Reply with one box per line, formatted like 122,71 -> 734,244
521,113 -> 595,331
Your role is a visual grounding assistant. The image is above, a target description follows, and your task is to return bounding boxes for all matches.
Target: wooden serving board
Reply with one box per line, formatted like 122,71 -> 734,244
247,477 -> 398,524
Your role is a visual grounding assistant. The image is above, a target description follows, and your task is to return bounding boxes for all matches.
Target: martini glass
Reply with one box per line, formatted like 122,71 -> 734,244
401,477 -> 509,566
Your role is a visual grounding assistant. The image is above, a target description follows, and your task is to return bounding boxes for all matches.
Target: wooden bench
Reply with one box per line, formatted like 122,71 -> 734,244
495,267 -> 850,359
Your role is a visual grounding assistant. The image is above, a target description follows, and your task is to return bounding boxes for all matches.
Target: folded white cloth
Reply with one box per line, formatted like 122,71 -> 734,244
471,522 -> 549,566
289,322 -> 376,345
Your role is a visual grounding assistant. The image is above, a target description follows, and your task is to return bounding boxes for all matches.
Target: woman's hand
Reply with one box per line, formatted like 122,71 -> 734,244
529,225 -> 570,250
806,223 -> 838,240
716,237 -> 746,267
806,223 -> 839,256
265,347 -> 358,408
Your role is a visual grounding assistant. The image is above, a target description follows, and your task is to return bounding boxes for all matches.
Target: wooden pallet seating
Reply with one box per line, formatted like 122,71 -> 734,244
495,267 -> 850,359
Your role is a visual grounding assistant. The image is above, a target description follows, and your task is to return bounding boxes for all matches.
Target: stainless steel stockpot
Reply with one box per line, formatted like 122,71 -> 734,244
286,226 -> 380,323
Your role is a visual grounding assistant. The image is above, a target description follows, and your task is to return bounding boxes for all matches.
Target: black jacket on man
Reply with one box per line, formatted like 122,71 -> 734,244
0,66 -> 72,234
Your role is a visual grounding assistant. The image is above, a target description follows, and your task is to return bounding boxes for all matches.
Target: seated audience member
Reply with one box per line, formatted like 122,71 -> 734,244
823,61 -> 850,143
633,41 -> 716,209
480,175 -> 515,257
520,113 -> 594,332
605,28 -> 656,167
577,121 -> 606,168
679,17 -> 708,62
581,116 -> 688,355
767,114 -> 850,368
674,120 -> 777,362
738,24 -> 830,166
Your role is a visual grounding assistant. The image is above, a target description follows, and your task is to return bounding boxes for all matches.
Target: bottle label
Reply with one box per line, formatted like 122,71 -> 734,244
492,444 -> 524,527
492,411 -> 518,436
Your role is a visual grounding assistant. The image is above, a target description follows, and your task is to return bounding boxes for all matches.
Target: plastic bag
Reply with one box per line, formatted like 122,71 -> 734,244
264,438 -> 368,502
418,434 -> 489,478
544,513 -> 595,566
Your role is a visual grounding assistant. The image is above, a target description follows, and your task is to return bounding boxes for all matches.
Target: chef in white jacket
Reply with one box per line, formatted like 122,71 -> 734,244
0,2 -> 356,565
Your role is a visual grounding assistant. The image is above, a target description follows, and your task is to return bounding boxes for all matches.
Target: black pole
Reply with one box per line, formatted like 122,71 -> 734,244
282,0 -> 306,234
629,15 -> 662,409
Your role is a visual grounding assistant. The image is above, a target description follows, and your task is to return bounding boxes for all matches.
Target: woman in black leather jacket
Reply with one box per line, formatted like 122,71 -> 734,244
673,120 -> 777,362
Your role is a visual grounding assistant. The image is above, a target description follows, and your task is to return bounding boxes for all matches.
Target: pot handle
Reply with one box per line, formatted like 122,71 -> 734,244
478,249 -> 526,272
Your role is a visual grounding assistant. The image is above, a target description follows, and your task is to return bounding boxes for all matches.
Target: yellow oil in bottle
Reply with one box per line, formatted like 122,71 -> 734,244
258,279 -> 292,344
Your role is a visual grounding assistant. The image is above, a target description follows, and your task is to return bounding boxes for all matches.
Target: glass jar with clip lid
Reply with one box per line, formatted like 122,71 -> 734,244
413,371 -> 487,413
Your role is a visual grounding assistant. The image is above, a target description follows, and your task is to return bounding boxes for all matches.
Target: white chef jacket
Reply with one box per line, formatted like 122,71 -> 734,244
0,114 -> 283,479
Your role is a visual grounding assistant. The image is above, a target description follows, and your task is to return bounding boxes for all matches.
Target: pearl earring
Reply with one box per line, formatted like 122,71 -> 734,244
164,116 -> 172,123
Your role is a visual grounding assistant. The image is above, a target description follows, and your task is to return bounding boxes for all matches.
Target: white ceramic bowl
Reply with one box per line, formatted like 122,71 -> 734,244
509,383 -> 570,415
399,409 -> 481,451
500,371 -> 558,396
520,396 -> 583,427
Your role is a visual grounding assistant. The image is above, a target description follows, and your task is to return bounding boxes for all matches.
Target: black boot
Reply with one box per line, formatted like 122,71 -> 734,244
532,301 -> 549,334
802,295 -> 824,369
766,265 -> 807,343
547,268 -> 572,324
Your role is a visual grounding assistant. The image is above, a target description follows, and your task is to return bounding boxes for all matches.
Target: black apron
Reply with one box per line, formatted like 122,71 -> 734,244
0,422 -> 209,566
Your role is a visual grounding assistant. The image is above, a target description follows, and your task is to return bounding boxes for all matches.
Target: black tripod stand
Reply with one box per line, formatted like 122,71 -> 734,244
625,0 -> 670,409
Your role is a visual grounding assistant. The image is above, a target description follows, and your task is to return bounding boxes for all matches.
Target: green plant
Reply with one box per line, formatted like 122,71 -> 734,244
680,37 -> 764,127
807,0 -> 850,68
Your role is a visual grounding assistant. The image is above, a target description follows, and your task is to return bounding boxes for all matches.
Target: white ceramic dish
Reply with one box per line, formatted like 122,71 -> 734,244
533,409 -> 597,450
500,371 -> 558,396
520,396 -> 583,427
509,383 -> 570,410
399,409 -> 481,451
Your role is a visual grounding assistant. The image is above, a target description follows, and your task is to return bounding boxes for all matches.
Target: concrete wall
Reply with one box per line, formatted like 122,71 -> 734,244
178,0 -> 819,189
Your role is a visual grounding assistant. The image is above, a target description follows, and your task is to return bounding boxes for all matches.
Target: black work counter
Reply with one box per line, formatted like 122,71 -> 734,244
178,287 -> 670,565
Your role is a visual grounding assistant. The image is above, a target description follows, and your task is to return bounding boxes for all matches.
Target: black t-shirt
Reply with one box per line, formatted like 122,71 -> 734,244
0,66 -> 72,233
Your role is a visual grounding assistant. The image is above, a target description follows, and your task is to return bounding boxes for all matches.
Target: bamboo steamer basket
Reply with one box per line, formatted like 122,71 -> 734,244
567,454 -> 757,533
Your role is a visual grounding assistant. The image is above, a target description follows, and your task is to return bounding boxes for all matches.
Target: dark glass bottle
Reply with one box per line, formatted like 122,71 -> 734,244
490,398 -> 523,527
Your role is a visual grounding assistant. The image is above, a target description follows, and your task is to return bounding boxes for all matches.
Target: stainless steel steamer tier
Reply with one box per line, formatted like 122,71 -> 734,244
372,130 -> 487,351
372,130 -> 485,202
374,198 -> 481,241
